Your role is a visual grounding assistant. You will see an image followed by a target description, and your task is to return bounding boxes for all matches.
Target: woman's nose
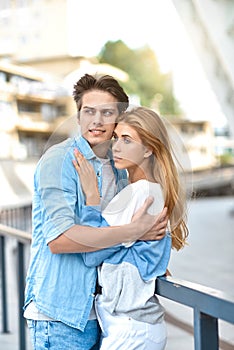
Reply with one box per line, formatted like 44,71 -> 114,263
112,139 -> 121,152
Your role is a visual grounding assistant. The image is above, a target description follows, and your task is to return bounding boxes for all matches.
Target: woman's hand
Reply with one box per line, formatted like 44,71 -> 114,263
72,148 -> 100,206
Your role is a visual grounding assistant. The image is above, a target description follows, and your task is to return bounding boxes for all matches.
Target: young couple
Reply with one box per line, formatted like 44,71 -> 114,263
24,73 -> 188,350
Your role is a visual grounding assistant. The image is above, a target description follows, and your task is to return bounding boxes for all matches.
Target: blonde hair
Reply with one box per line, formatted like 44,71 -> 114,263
117,107 -> 189,250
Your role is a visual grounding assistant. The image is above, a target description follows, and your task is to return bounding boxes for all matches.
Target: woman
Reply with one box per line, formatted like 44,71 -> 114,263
73,106 -> 189,350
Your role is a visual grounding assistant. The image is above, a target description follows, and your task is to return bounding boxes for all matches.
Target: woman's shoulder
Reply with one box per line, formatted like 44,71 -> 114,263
131,179 -> 162,193
132,180 -> 164,214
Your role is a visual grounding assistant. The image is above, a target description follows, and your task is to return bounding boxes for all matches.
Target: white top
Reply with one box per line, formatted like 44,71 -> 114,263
83,179 -> 171,324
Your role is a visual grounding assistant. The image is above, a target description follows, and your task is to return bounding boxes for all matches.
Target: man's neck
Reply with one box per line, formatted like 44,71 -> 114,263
91,141 -> 111,159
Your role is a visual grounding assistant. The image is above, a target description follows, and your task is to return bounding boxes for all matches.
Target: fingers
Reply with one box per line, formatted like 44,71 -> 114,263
158,207 -> 168,223
74,148 -> 84,165
139,197 -> 155,217
157,218 -> 168,231
156,207 -> 168,229
143,196 -> 154,211
73,148 -> 88,172
165,269 -> 172,277
72,159 -> 80,172
72,149 -> 81,173
161,207 -> 168,219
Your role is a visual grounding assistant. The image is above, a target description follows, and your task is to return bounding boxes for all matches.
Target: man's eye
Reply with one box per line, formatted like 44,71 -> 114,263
85,109 -> 95,115
103,110 -> 114,117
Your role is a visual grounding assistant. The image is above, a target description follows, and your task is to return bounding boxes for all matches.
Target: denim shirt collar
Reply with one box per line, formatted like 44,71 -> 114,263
75,136 -> 97,160
75,136 -> 114,162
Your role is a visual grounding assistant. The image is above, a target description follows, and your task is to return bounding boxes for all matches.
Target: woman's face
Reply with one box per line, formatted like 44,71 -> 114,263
112,122 -> 148,170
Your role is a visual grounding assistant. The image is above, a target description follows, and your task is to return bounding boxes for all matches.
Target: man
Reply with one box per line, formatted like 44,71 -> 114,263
24,74 -> 168,350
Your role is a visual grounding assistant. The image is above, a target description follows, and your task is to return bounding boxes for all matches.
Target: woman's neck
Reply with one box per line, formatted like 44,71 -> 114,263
128,166 -> 155,184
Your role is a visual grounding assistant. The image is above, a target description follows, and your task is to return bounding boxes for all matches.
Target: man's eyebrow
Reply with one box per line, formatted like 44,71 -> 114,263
82,106 -> 116,111
82,106 -> 95,109
101,107 -> 116,111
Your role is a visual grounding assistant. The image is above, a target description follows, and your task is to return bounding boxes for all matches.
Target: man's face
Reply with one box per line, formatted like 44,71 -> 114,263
79,90 -> 119,149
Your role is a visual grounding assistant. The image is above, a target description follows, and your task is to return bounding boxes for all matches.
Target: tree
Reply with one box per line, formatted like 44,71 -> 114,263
98,40 -> 181,115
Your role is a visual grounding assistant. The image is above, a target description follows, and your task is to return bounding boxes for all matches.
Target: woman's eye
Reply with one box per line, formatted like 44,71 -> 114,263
123,137 -> 131,144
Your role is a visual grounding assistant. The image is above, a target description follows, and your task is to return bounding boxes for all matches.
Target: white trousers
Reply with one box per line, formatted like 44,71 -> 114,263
96,298 -> 167,350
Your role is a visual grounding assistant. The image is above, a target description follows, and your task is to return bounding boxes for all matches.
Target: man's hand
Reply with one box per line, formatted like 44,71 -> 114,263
165,269 -> 172,276
139,207 -> 168,241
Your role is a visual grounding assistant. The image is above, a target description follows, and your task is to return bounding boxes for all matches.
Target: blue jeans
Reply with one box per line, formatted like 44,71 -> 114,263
27,320 -> 100,350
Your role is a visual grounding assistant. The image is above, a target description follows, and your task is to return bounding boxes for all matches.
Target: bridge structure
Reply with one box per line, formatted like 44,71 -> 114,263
172,0 -> 234,137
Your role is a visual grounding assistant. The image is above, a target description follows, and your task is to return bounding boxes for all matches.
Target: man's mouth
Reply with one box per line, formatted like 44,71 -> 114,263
89,129 -> 105,136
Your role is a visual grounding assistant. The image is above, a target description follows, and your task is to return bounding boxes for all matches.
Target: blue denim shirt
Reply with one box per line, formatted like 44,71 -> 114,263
24,136 -> 127,331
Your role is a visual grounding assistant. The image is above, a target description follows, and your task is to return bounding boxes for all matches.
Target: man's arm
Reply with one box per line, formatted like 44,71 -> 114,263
48,197 -> 162,254
48,232 -> 98,253
49,207 -> 168,254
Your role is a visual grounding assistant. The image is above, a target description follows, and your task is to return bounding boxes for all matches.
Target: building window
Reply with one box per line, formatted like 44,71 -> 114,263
15,0 -> 29,8
0,0 -> 11,10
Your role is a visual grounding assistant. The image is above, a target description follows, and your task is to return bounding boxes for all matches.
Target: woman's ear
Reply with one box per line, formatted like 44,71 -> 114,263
144,148 -> 153,159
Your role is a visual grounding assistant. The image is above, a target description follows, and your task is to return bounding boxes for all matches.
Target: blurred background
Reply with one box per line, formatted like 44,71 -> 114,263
0,0 -> 233,349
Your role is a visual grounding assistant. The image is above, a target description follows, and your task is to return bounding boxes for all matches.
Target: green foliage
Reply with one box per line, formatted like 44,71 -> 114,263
218,153 -> 234,166
98,40 -> 181,115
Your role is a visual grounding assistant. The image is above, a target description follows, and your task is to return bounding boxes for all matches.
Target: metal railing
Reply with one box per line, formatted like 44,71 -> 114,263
0,207 -> 234,350
0,202 -> 32,350
156,277 -> 234,350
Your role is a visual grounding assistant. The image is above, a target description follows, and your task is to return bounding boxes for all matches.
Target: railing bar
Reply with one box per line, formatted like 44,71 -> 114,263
165,311 -> 234,350
156,277 -> 234,324
0,224 -> 31,244
18,242 -> 27,350
0,235 -> 9,333
194,308 -> 219,350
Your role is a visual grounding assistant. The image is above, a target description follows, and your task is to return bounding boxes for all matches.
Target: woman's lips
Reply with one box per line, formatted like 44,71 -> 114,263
113,156 -> 122,162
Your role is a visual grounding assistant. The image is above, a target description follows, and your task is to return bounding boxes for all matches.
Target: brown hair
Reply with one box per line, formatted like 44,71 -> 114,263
117,107 -> 189,250
73,74 -> 129,114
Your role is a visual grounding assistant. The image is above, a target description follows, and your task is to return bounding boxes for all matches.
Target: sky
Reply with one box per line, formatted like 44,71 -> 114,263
68,0 -> 227,127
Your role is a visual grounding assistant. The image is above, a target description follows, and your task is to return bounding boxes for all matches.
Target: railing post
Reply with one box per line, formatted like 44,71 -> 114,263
194,307 -> 219,350
18,242 -> 26,350
0,235 -> 9,333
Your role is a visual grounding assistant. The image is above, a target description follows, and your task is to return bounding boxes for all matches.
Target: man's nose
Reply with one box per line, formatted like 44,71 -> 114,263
93,110 -> 103,124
